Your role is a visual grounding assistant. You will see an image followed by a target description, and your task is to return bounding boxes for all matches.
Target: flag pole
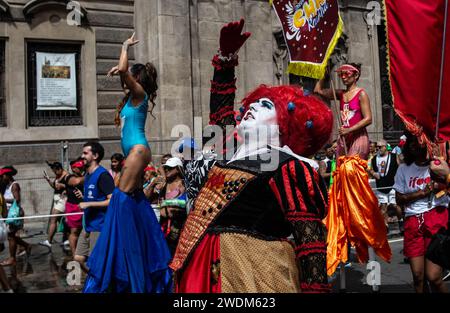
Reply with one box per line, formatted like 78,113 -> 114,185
328,65 -> 348,292
435,0 -> 448,141
329,67 -> 348,155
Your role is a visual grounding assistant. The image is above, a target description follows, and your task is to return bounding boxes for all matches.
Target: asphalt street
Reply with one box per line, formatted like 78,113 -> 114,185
0,223 -> 449,293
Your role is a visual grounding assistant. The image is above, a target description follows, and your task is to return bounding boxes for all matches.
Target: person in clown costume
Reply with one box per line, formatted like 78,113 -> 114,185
171,19 -> 333,293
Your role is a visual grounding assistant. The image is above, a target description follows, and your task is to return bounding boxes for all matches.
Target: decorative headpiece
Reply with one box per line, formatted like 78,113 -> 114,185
336,64 -> 360,74
287,102 -> 296,111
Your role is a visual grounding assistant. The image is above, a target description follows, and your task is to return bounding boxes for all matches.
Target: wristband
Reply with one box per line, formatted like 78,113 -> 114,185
217,49 -> 238,62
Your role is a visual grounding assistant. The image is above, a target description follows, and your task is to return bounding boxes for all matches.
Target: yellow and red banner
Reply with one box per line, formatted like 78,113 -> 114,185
385,0 -> 450,145
270,0 -> 343,79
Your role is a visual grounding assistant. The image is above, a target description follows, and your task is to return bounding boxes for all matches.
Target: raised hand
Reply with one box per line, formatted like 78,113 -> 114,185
219,19 -> 251,57
430,157 -> 450,181
107,65 -> 119,77
123,32 -> 140,48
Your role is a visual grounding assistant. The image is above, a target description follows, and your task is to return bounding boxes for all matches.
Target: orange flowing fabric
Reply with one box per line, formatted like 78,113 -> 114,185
325,156 -> 392,276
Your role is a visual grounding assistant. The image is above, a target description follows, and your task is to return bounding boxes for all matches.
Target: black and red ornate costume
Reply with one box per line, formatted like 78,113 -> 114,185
172,20 -> 333,293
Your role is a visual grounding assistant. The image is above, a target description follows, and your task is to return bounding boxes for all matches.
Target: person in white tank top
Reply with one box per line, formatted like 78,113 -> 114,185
0,166 -> 31,266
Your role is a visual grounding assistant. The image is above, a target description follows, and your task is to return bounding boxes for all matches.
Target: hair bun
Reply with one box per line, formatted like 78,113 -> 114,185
145,63 -> 156,75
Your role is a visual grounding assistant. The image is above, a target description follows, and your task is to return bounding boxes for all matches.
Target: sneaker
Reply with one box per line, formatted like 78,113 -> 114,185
337,262 -> 352,269
39,240 -> 52,249
64,240 -> 70,246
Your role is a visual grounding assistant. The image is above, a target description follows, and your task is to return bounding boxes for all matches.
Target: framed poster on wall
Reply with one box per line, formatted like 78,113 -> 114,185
36,52 -> 77,110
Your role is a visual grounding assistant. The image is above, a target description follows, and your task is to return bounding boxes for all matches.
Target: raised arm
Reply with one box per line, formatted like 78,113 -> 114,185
114,32 -> 146,105
314,77 -> 343,101
209,19 -> 251,128
43,171 -> 58,191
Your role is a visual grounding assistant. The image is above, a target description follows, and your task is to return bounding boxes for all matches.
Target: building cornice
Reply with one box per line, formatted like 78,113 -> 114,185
23,0 -> 87,19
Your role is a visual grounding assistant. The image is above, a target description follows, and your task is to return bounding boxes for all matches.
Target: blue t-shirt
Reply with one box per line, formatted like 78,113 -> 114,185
83,166 -> 115,232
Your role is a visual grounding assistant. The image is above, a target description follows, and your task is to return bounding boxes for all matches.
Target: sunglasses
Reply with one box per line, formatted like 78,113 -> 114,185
377,145 -> 385,148
339,71 -> 355,78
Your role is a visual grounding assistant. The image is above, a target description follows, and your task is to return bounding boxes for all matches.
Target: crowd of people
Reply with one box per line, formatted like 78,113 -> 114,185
0,148 -> 190,276
0,19 -> 449,294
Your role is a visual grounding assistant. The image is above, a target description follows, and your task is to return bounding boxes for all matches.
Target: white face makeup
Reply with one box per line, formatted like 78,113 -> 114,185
238,98 -> 278,131
235,97 -> 281,154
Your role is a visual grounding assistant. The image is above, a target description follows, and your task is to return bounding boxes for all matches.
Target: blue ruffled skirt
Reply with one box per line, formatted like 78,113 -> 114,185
83,188 -> 173,293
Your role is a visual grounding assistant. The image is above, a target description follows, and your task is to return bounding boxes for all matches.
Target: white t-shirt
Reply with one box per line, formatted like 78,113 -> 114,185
393,163 -> 450,217
376,154 -> 389,177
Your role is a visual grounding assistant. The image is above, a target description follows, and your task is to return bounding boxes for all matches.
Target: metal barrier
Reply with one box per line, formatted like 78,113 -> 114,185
13,176 -> 54,230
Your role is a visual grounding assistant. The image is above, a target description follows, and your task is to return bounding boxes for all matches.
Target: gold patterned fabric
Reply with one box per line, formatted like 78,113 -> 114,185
220,233 -> 300,293
170,165 -> 255,272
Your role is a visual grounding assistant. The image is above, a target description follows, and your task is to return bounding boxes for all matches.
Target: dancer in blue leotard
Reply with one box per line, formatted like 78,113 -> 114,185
83,33 -> 172,293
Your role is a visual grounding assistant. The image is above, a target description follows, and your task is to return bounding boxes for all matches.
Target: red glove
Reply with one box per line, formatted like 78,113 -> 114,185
219,19 -> 251,57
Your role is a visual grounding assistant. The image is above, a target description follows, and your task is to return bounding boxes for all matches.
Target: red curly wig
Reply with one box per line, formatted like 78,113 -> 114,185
241,85 -> 333,157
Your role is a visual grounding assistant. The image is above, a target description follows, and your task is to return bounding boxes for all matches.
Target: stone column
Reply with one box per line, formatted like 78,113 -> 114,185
135,0 -> 284,155
135,0 -> 194,157
196,0 -> 276,124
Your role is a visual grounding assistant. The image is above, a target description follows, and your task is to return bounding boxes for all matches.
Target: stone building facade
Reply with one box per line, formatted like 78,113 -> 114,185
0,0 -> 402,218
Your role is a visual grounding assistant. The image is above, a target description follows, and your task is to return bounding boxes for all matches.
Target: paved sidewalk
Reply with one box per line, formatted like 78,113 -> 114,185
0,225 -> 85,293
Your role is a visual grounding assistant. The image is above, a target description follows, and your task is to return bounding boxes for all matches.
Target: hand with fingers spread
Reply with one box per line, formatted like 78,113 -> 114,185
219,19 -> 251,57
123,32 -> 140,50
